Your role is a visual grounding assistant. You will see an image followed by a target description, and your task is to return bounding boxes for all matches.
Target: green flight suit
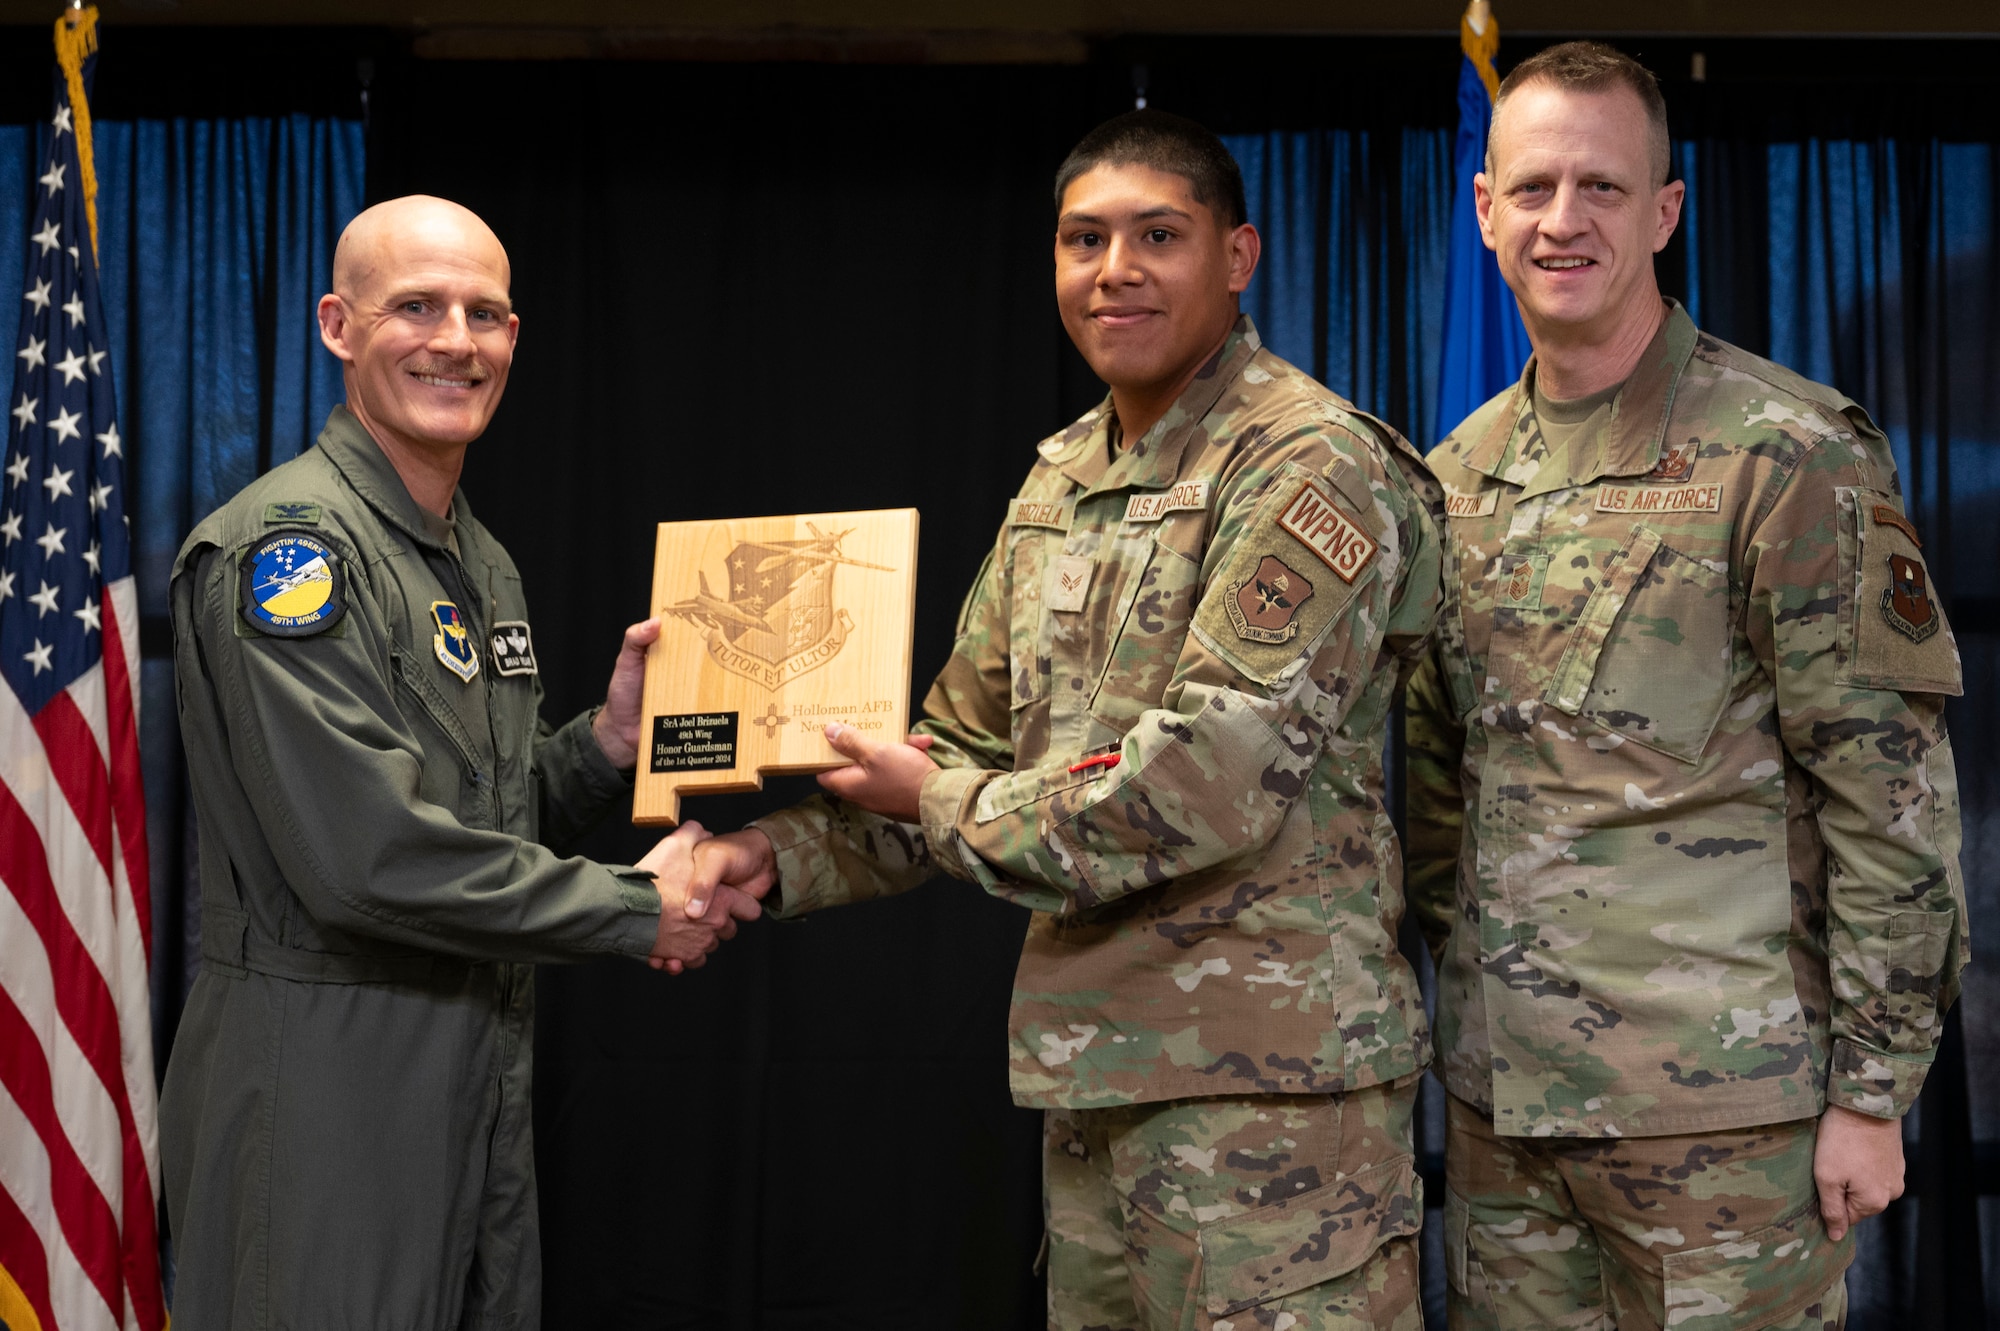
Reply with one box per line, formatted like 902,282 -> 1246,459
161,407 -> 662,1331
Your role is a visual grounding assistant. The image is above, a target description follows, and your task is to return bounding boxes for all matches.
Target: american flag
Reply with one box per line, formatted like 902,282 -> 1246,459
0,10 -> 166,1331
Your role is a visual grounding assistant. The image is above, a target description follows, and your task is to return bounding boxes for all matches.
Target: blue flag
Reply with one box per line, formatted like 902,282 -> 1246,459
1436,7 -> 1532,442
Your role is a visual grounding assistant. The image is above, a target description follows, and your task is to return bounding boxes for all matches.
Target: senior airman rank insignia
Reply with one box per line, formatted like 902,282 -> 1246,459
240,530 -> 345,637
431,601 -> 481,682
1882,553 -> 1941,643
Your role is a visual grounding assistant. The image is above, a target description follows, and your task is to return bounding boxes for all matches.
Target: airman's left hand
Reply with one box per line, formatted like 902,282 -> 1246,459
816,725 -> 937,822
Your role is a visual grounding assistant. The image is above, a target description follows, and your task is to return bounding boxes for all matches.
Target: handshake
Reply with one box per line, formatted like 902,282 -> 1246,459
631,720 -> 944,973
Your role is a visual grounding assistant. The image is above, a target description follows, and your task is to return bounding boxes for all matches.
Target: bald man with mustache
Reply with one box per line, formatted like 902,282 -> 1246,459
160,196 -> 759,1329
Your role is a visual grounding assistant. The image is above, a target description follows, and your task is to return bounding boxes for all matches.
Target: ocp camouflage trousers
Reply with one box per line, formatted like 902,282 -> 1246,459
1443,1096 -> 1853,1331
1045,1082 -> 1425,1331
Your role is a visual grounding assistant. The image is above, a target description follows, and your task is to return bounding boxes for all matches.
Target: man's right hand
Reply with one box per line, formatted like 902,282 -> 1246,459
637,820 -> 767,974
689,830 -> 779,921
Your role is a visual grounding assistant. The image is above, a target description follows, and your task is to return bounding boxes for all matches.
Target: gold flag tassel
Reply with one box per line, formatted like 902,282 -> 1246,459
1461,0 -> 1501,102
52,3 -> 102,257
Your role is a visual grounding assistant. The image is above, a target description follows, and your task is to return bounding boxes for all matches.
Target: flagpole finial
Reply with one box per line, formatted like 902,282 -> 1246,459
1466,0 -> 1492,37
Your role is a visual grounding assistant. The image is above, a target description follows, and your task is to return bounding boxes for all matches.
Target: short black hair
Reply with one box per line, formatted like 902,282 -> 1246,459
1053,109 -> 1248,229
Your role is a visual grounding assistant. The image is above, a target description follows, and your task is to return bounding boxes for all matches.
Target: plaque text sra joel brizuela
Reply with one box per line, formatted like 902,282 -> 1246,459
650,712 -> 739,773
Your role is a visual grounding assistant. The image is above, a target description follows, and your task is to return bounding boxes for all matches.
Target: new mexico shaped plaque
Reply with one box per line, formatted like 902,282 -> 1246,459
634,508 -> 919,825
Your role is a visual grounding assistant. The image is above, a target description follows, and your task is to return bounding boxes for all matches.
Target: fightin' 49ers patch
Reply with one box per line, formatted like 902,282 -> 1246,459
1226,555 -> 1316,643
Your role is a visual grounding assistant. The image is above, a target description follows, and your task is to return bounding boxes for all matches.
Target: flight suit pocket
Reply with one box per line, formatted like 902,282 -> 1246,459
1660,1194 -> 1852,1330
1546,526 -> 1733,763
392,648 -> 494,829
1198,1155 -> 1421,1317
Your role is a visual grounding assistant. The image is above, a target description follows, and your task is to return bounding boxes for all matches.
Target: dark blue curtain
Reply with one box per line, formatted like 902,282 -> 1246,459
1224,128 -> 1453,446
0,113 -> 364,1068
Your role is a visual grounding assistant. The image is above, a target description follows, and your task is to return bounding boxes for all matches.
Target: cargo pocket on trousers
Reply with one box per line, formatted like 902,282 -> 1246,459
1198,1155 -> 1422,1318
1660,1193 -> 1853,1331
1443,1187 -> 1494,1311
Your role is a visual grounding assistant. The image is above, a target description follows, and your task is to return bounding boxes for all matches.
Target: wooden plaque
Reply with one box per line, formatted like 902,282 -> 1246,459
633,508 -> 920,826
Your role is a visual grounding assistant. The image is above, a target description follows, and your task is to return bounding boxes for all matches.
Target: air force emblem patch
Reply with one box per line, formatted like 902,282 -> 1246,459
490,620 -> 538,676
1883,553 -> 1941,643
431,601 -> 481,682
240,530 -> 344,636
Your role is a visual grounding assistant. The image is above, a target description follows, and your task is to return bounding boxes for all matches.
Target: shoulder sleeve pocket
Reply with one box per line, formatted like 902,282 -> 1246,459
1199,1155 -> 1421,1317
1835,487 -> 1963,695
1190,460 -> 1378,687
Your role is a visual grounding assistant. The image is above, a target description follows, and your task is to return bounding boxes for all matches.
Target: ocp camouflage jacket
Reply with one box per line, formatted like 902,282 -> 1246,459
754,318 -> 1444,1109
1406,303 -> 1967,1138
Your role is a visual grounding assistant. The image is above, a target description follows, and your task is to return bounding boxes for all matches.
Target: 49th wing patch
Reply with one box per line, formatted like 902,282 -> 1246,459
239,530 -> 344,636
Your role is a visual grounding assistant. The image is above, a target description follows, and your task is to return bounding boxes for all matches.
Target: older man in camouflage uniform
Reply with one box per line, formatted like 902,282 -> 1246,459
692,111 -> 1442,1329
1405,43 -> 1967,1331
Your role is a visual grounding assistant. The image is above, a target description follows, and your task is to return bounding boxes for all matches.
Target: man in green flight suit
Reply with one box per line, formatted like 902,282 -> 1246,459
161,196 -> 760,1329
688,112 -> 1444,1329
1404,43 -> 1968,1331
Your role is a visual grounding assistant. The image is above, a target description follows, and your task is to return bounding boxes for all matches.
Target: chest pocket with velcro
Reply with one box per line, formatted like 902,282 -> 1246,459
1543,524 -> 1735,763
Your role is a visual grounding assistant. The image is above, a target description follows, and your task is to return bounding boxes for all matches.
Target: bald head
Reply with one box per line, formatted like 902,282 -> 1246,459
317,195 -> 521,500
332,195 -> 512,307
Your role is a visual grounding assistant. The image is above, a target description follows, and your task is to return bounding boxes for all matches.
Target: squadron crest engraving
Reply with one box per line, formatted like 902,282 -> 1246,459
663,523 -> 894,689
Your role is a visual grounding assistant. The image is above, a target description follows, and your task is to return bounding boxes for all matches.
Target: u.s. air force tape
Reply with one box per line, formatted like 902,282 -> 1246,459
240,529 -> 345,637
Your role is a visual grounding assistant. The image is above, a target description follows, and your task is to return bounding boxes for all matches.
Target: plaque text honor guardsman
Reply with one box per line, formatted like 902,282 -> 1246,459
634,508 -> 920,825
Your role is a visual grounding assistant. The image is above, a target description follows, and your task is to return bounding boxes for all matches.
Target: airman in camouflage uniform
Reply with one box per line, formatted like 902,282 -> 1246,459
693,112 -> 1443,1329
1404,43 -> 1966,1331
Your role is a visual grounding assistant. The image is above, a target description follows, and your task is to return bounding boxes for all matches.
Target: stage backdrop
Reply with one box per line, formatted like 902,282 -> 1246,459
2,28 -> 1994,1331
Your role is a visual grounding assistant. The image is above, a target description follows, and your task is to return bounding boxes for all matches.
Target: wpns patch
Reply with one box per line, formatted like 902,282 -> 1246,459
240,530 -> 344,636
490,620 -> 537,676
431,601 -> 481,682
1883,554 -> 1940,643
1227,555 -> 1316,643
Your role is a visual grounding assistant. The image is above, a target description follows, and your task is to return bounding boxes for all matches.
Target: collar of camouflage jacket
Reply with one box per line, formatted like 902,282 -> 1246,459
317,404 -> 474,553
1047,314 -> 1264,497
1457,299 -> 1699,491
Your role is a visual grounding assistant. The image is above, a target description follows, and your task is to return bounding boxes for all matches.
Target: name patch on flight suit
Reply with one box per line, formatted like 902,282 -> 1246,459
489,620 -> 538,676
239,530 -> 345,637
430,601 -> 480,682
1276,480 -> 1377,583
1123,481 -> 1210,524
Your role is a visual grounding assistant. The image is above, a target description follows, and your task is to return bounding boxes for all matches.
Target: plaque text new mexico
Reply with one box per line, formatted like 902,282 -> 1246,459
634,508 -> 920,825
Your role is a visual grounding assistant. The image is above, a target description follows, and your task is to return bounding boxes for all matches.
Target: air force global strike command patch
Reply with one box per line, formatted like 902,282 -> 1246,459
431,601 -> 481,682
240,531 -> 345,636
489,620 -> 537,676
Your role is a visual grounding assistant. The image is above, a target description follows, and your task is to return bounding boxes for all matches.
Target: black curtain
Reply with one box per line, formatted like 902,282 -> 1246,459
367,58 -> 1107,1329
